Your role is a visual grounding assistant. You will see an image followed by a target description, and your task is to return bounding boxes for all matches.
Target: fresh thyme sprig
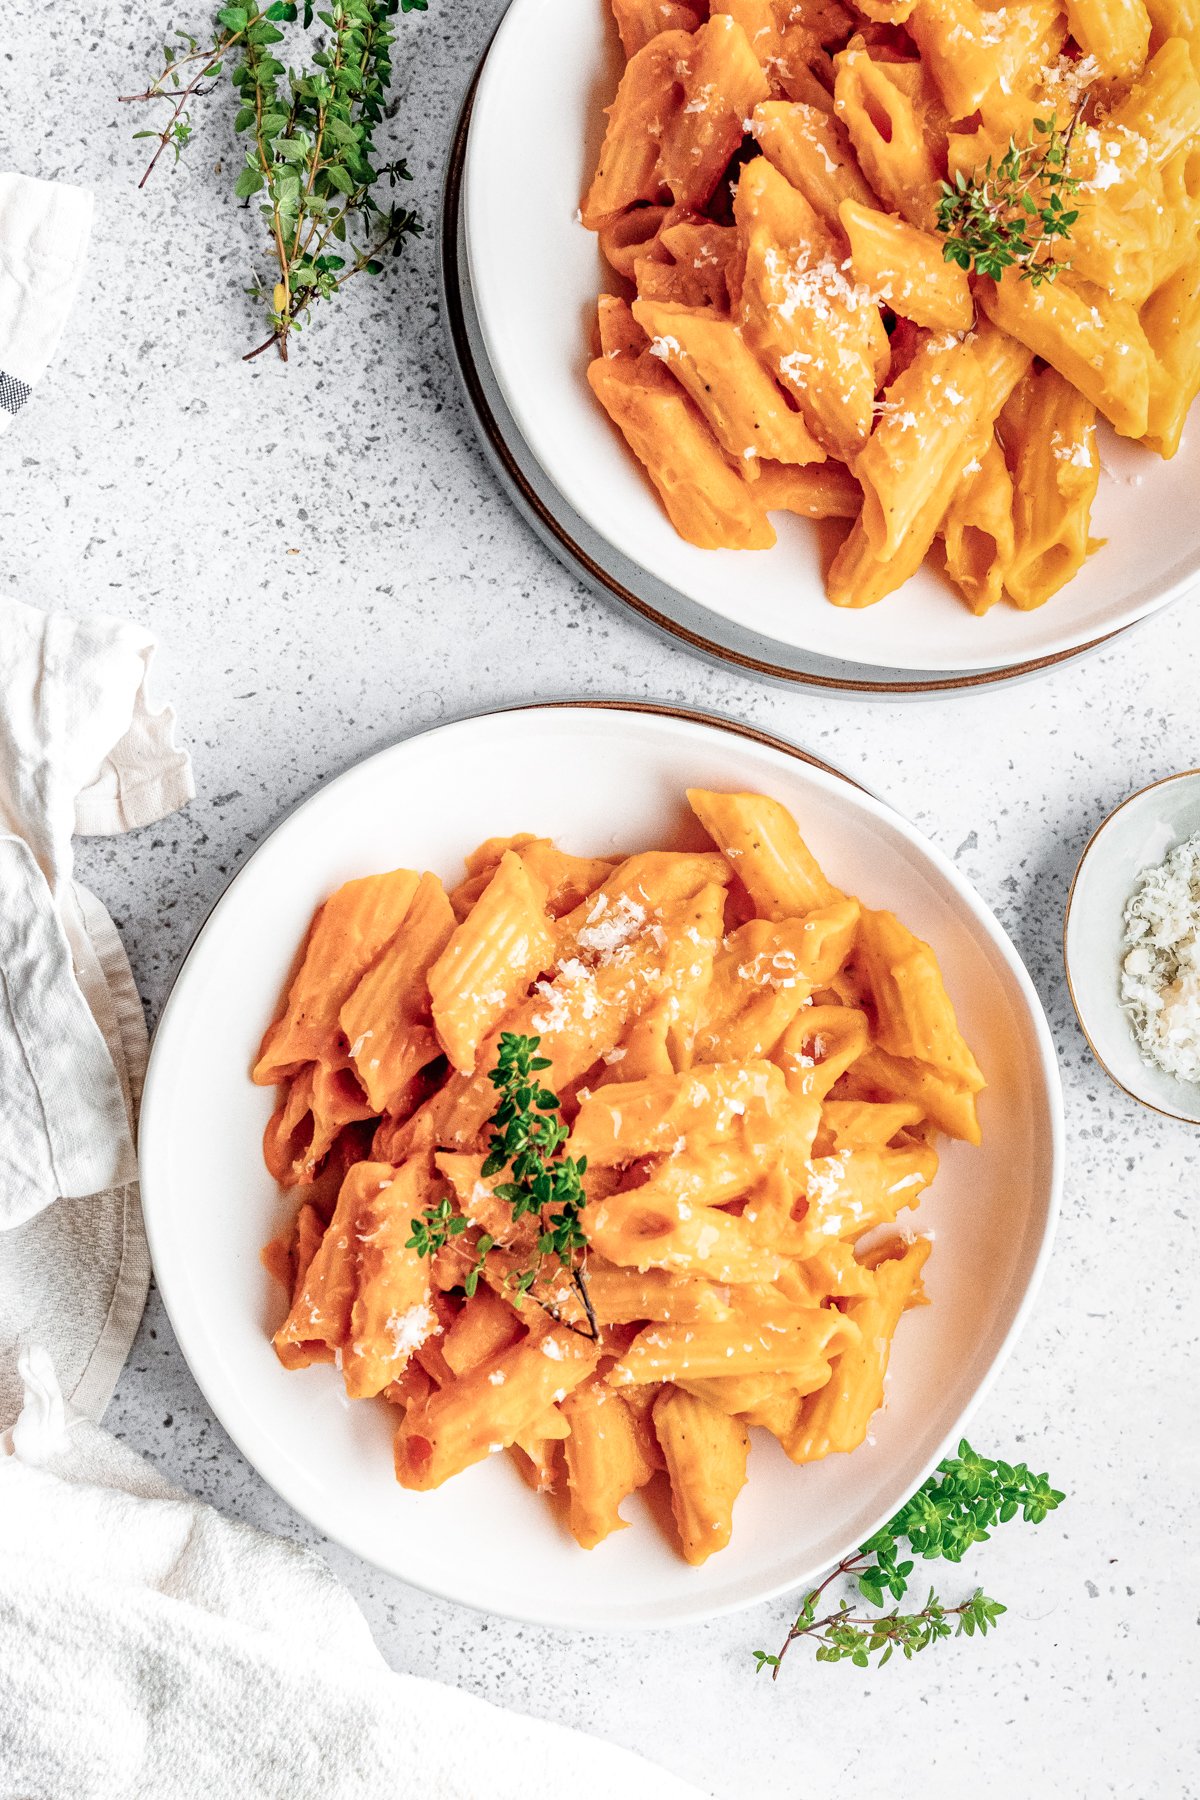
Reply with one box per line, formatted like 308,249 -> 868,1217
121,0 -> 426,361
482,1033 -> 597,1339
405,1195 -> 495,1298
936,115 -> 1081,287
754,1588 -> 1006,1671
408,1033 -> 598,1339
122,16 -> 261,186
754,1440 -> 1064,1675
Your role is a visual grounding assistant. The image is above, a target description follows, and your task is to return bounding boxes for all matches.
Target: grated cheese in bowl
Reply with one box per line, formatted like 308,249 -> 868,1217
1120,831 -> 1200,1083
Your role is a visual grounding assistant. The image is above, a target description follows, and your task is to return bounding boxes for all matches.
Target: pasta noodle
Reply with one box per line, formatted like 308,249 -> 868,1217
257,789 -> 983,1562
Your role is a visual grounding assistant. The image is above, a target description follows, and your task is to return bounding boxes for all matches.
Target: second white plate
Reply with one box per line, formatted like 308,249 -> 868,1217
463,0 -> 1200,677
445,87 -> 1126,696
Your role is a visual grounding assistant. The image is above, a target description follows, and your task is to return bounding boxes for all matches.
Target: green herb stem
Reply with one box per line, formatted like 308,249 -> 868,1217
121,20 -> 258,186
407,1033 -> 598,1341
123,0 -> 426,358
753,1440 -> 1064,1676
936,113 -> 1082,287
755,1588 -> 1006,1674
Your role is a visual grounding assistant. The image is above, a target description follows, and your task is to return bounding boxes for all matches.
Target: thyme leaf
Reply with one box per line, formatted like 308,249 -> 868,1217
754,1439 -> 1064,1675
407,1033 -> 598,1340
121,0 -> 427,360
936,115 -> 1081,287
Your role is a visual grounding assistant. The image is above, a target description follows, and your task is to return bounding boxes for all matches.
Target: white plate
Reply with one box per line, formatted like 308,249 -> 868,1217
463,0 -> 1200,677
1065,769 -> 1200,1125
443,114 -> 1130,696
140,702 -> 1063,1629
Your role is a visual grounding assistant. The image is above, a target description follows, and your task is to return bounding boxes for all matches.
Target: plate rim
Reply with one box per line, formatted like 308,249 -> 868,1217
446,13 -> 1190,693
1063,767 -> 1200,1127
140,698 -> 1065,1629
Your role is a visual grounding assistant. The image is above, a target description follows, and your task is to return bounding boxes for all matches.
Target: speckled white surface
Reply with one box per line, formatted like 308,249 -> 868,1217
3,5 -> 1199,1796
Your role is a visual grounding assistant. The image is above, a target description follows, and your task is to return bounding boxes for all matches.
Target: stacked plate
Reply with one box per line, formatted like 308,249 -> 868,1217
443,0 -> 1200,696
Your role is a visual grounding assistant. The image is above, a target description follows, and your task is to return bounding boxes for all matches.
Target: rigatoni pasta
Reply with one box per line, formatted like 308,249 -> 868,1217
257,788 -> 983,1564
580,0 -> 1200,618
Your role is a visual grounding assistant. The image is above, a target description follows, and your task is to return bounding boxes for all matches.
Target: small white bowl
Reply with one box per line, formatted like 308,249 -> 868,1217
1065,770 -> 1200,1125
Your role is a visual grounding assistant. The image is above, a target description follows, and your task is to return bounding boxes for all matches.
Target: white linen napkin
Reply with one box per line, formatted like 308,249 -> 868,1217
0,598 -> 193,1429
0,1350 -> 706,1800
0,173 -> 92,432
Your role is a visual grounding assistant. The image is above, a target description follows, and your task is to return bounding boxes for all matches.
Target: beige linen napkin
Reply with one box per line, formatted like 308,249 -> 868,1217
0,599 -> 194,1427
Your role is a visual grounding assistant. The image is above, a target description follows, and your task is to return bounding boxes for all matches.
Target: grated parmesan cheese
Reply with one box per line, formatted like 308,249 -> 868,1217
778,349 -> 813,381
765,244 -> 875,326
1038,52 -> 1101,110
1121,831 -> 1200,1083
386,1303 -> 439,1359
1055,437 -> 1093,467
577,891 -> 646,958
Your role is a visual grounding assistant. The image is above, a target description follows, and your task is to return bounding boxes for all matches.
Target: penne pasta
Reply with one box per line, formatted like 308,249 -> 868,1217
652,1386 -> 751,1563
789,1238 -> 932,1459
259,791 -> 984,1560
908,0 -> 1013,116
855,907 -> 985,1090
612,1307 -> 859,1384
833,42 -> 942,229
774,1003 -> 873,1100
597,205 -> 676,283
735,155 -> 890,458
855,333 -> 988,559
427,851 -> 554,1075
940,434 -> 1016,615
839,199 -> 974,333
658,15 -> 771,209
752,458 -> 863,517
563,1381 -> 658,1547
1142,259 -> 1200,453
1111,35 -> 1200,162
686,786 -> 839,914
340,872 -> 456,1114
843,1043 -> 983,1142
274,1159 -> 392,1369
254,868 -> 421,1083
394,1324 -> 601,1491
582,31 -> 695,227
817,1099 -> 926,1148
344,1157 -> 438,1400
829,320 -> 1032,606
632,298 -> 827,469
979,271 -> 1153,440
570,1059 -> 792,1165
588,346 -> 777,549
1001,364 -> 1103,608
611,0 -> 704,58
751,99 -> 879,229
789,1142 -> 938,1252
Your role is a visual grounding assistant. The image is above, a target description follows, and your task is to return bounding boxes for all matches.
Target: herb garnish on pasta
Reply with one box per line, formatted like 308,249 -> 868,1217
936,116 -> 1082,287
408,1033 -> 597,1338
